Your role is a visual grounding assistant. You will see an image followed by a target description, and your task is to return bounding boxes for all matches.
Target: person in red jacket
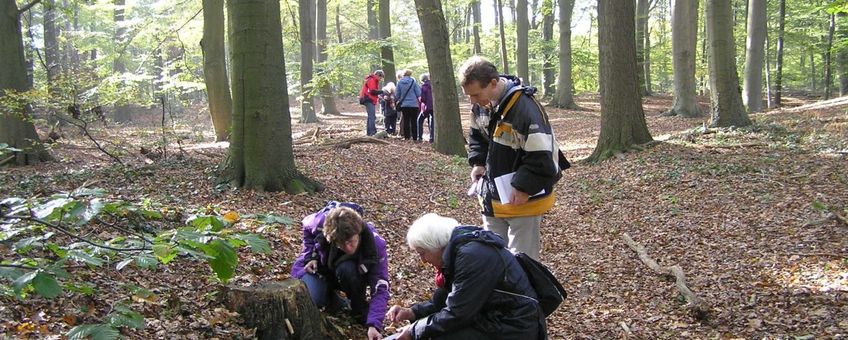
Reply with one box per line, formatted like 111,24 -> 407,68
359,70 -> 385,136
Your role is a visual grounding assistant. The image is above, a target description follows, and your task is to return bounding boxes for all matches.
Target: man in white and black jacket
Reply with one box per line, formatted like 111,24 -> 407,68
458,56 -> 569,261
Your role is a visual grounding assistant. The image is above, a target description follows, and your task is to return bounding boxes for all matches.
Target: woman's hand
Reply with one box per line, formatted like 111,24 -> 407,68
386,305 -> 415,323
304,260 -> 318,274
367,326 -> 381,340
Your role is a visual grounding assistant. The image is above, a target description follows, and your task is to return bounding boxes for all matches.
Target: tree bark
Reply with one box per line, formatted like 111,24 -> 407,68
471,0 -> 482,54
378,0 -> 396,85
113,0 -> 131,122
225,0 -> 321,193
838,13 -> 848,96
541,0 -> 555,98
516,0 -> 529,82
706,0 -> 751,127
497,0 -> 509,74
824,13 -> 835,100
588,0 -> 653,163
366,0 -> 378,70
224,280 -> 345,340
0,0 -> 51,165
553,0 -> 576,109
299,0 -> 317,123
43,0 -> 61,105
335,3 -> 342,44
742,0 -> 766,112
316,0 -> 339,116
774,0 -> 785,106
668,0 -> 703,117
413,0 -> 468,157
201,0 -> 233,141
636,0 -> 651,96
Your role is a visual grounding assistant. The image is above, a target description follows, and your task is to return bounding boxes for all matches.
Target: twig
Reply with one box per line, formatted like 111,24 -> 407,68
58,115 -> 124,165
802,212 -> 848,227
622,233 -> 710,320
9,215 -> 149,252
784,252 -> 845,258
0,155 -> 14,166
160,96 -> 168,160
0,263 -> 38,270
17,0 -> 42,15
94,217 -> 153,245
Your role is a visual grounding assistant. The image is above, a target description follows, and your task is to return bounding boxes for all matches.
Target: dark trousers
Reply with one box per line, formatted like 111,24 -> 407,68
301,260 -> 368,323
384,114 -> 398,134
417,110 -> 433,142
400,107 -> 419,140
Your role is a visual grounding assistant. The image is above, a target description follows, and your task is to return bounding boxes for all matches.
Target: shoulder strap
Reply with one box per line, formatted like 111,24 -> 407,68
397,80 -> 413,104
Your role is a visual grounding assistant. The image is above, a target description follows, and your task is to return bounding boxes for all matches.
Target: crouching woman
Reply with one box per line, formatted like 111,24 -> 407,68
386,213 -> 544,340
291,202 -> 390,340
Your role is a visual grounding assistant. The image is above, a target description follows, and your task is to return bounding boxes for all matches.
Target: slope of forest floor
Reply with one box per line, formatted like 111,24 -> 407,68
1,95 -> 846,339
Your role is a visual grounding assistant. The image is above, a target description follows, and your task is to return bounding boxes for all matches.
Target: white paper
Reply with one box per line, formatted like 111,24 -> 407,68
493,172 -> 545,204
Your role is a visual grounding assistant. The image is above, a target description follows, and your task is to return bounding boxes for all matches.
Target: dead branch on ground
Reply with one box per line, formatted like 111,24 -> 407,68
803,212 -> 848,227
58,115 -> 124,165
622,233 -> 710,320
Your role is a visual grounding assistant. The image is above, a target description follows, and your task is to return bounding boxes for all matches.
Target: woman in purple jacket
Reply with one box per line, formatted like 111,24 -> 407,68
417,73 -> 434,143
291,202 -> 390,340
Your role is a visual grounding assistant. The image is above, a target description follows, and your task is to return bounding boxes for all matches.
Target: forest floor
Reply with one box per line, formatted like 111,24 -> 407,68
1,94 -> 847,339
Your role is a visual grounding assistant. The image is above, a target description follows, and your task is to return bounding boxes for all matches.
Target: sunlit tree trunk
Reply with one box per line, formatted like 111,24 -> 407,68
225,0 -> 321,193
516,0 -> 529,82
706,0 -> 750,127
1,0 -> 52,166
44,0 -> 60,106
541,0 -> 554,98
824,13 -> 835,100
335,3 -> 342,44
838,13 -> 848,96
413,0 -> 467,157
553,0 -> 576,109
496,0 -> 509,73
774,0 -> 785,106
299,0 -> 317,123
636,0 -> 651,96
471,0 -> 482,54
668,0 -> 702,117
316,0 -> 339,115
588,0 -> 653,162
378,0 -> 396,84
201,0 -> 233,141
112,0 -> 131,122
742,0 -> 766,112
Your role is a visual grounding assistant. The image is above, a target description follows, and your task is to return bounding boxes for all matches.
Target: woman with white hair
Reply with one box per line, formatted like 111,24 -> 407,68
380,82 -> 398,135
386,213 -> 544,340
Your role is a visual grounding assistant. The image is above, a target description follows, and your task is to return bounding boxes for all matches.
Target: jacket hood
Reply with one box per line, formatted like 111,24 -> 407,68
441,226 -> 507,275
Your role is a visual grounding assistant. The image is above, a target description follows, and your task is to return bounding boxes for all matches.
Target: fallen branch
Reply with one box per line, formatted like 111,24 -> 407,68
622,233 -> 710,320
802,212 -> 848,227
784,252 -> 845,258
0,155 -> 14,166
315,137 -> 390,149
58,115 -> 124,165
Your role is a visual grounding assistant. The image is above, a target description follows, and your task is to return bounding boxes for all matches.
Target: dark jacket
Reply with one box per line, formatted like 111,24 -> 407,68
409,226 -> 542,339
290,202 -> 390,330
420,80 -> 433,114
467,76 -> 569,218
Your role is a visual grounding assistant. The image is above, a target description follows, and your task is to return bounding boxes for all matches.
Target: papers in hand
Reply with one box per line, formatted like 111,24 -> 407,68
494,172 -> 545,204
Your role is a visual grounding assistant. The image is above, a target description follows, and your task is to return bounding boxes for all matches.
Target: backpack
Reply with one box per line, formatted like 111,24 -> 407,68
513,253 -> 567,317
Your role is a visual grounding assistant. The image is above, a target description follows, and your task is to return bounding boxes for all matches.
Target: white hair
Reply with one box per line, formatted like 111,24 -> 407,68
407,213 -> 459,251
382,82 -> 396,93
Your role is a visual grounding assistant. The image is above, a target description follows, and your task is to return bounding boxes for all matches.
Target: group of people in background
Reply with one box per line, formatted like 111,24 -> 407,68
310,56 -> 569,339
360,68 -> 434,142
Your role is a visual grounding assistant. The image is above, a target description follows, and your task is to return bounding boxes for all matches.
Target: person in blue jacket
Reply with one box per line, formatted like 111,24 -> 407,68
395,69 -> 422,141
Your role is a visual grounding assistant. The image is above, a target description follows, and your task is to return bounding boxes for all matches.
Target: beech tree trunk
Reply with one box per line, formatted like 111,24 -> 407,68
316,0 -> 339,116
497,0 -> 509,74
838,13 -> 848,96
824,13 -> 835,100
742,0 -> 766,112
378,0 -> 396,84
471,0 -> 482,54
541,0 -> 555,98
774,0 -> 785,106
516,0 -> 529,82
224,280 -> 345,340
113,0 -> 131,122
668,0 -> 702,117
366,0 -> 378,70
225,0 -> 321,193
553,0 -> 576,109
589,0 -> 653,162
201,0 -> 233,141
414,0 -> 467,157
44,0 -> 61,106
706,0 -> 751,127
299,0 -> 317,123
636,0 -> 651,96
0,0 -> 52,166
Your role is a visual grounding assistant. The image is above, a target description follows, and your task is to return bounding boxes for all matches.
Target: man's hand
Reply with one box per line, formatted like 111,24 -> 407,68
469,166 -> 486,184
304,260 -> 318,274
386,305 -> 415,323
509,189 -> 530,205
367,326 -> 382,340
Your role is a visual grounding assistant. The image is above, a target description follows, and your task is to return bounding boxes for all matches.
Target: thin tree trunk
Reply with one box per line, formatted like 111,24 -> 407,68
225,0 -> 321,193
811,48 -> 817,93
299,0 -> 317,123
497,0 -> 509,74
589,0 -> 653,162
316,0 -> 339,115
636,0 -> 651,96
824,13 -> 835,100
553,0 -> 576,109
516,0 -> 529,82
838,13 -> 848,96
541,0 -> 555,98
774,0 -> 785,106
201,0 -> 233,141
668,0 -> 702,117
366,0 -> 378,70
413,0 -> 467,156
765,20 -> 773,108
378,0 -> 396,85
472,0 -> 482,54
44,0 -> 60,106
113,0 -> 131,122
335,3 -> 342,44
742,0 -> 766,112
706,0 -> 751,127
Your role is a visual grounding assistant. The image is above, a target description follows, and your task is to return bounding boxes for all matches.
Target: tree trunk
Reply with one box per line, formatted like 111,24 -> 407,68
553,0 -> 576,109
636,0 -> 651,96
0,0 -> 52,166
299,0 -> 317,123
316,0 -> 339,116
541,0 -> 555,98
44,0 -> 61,106
62,0 -> 79,78
774,0 -> 785,106
706,0 -> 751,127
811,48 -> 817,93
497,0 -> 509,74
112,0 -> 131,122
335,3 -> 342,44
224,280 -> 345,340
516,0 -> 529,82
472,0 -> 482,54
413,0 -> 467,157
742,0 -> 766,112
202,0 -> 233,141
588,0 -> 653,163
378,0 -> 396,85
668,0 -> 702,117
838,13 -> 848,96
225,0 -> 321,193
366,0 -> 378,71
824,13 -> 835,100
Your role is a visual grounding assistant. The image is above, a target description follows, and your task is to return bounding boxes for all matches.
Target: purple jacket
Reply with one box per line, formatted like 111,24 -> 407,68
291,202 -> 390,330
420,80 -> 433,113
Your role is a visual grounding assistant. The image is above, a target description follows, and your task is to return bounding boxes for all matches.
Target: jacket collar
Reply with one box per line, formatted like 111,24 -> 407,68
440,226 -> 507,277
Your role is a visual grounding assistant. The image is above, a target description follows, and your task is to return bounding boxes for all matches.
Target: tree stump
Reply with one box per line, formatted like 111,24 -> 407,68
224,279 -> 346,340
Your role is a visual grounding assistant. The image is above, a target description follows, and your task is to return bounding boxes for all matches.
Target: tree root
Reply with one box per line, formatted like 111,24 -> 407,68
622,233 -> 710,320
